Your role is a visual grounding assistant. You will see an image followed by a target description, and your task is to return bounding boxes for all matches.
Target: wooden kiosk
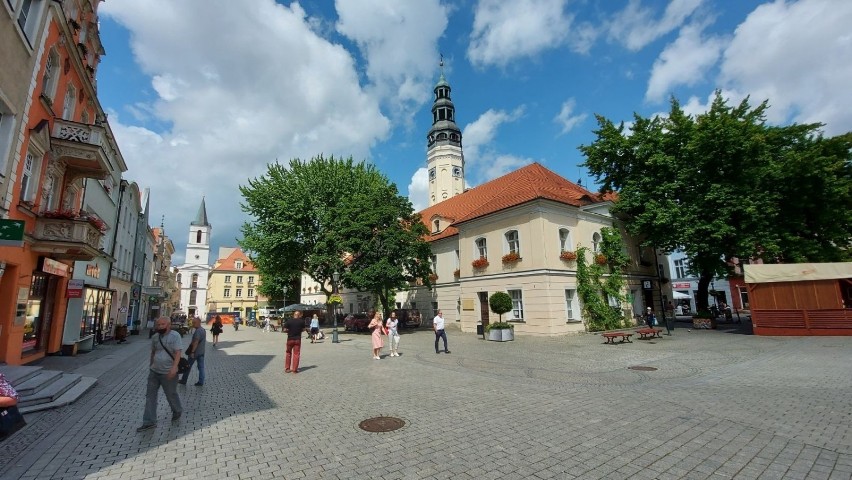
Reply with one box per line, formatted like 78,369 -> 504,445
745,263 -> 852,336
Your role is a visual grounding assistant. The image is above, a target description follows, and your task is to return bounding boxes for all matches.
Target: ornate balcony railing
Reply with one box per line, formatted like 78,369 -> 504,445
51,119 -> 112,180
31,217 -> 104,260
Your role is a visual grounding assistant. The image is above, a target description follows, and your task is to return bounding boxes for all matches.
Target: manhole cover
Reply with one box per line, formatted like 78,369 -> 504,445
359,416 -> 405,432
628,366 -> 658,371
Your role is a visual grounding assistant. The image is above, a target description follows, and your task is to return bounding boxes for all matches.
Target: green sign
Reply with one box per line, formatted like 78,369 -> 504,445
0,219 -> 25,247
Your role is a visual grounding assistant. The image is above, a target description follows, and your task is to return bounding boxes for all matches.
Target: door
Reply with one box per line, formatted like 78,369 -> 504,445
478,292 -> 489,329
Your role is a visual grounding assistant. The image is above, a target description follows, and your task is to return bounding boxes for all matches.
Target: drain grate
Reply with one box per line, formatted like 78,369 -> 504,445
628,366 -> 658,371
359,416 -> 405,432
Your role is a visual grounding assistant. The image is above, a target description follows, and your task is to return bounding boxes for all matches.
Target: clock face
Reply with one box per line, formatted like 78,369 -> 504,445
442,192 -> 448,199
452,166 -> 462,177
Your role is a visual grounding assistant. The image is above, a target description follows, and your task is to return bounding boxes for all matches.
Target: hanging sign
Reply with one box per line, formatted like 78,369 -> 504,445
40,257 -> 69,277
67,279 -> 85,298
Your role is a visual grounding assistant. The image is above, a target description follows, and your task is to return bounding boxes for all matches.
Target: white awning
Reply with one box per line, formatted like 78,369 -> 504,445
672,291 -> 690,299
744,262 -> 852,284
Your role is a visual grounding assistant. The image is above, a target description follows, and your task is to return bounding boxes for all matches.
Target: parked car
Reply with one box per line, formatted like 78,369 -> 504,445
394,309 -> 422,329
343,313 -> 370,332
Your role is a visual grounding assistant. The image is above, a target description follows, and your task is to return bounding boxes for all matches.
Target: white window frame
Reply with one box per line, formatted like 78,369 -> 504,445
19,150 -> 39,202
247,288 -> 254,297
674,258 -> 689,278
0,105 -> 16,175
223,288 -> 231,298
62,83 -> 76,120
235,260 -> 243,270
565,289 -> 579,321
504,229 -> 520,255
41,48 -> 60,103
224,275 -> 231,283
236,288 -> 242,298
508,289 -> 524,321
236,275 -> 243,284
558,227 -> 572,252
474,237 -> 487,259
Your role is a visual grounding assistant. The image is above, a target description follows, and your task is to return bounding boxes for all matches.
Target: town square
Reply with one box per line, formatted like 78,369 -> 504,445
1,1 -> 852,479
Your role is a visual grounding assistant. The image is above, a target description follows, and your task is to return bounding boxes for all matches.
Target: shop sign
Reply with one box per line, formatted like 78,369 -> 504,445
22,339 -> 37,351
85,263 -> 101,278
672,282 -> 692,289
41,257 -> 69,277
119,306 -> 128,313
0,219 -> 25,247
67,279 -> 85,298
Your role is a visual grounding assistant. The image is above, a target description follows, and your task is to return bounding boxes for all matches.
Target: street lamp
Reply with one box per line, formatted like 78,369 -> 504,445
282,285 -> 288,310
332,270 -> 341,344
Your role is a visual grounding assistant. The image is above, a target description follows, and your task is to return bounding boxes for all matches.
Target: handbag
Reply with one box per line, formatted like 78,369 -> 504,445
0,406 -> 26,439
158,334 -> 191,375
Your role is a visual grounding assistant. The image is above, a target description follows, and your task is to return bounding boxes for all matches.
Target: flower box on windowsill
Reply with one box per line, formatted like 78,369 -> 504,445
560,251 -> 577,261
594,254 -> 608,265
471,257 -> 489,269
501,252 -> 521,265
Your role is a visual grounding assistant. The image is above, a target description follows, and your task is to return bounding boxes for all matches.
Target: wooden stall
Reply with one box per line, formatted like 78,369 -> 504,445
745,263 -> 852,336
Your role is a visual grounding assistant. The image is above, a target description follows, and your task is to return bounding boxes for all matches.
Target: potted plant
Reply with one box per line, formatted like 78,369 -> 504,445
487,292 -> 514,341
471,257 -> 489,269
594,253 -> 608,265
501,251 -> 521,264
692,310 -> 715,329
428,273 -> 439,283
560,250 -> 577,261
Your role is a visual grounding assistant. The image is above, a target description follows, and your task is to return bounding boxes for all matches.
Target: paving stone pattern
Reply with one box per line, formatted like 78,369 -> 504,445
2,325 -> 852,479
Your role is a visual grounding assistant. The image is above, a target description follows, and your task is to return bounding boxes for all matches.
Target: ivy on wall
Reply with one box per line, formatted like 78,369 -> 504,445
576,227 -> 630,332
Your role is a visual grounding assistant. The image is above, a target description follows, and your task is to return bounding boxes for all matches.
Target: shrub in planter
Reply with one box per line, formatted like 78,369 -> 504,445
489,292 -> 513,321
501,252 -> 521,264
485,321 -> 515,341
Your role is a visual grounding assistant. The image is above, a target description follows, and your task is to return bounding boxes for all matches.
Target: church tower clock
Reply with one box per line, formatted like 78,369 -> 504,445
426,59 -> 465,206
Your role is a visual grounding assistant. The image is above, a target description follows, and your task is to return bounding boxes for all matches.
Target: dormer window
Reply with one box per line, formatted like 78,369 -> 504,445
433,219 -> 440,234
235,260 -> 244,270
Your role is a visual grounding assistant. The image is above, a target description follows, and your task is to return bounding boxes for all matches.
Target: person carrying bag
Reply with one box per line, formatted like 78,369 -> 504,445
0,372 -> 26,440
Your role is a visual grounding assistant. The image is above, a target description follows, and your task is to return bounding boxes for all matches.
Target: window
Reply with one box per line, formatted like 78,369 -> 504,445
236,275 -> 243,283
505,230 -> 519,254
430,255 -> 437,273
509,289 -> 524,320
235,260 -> 243,270
565,289 -> 579,321
224,275 -> 231,283
558,228 -> 572,252
247,288 -> 254,297
189,290 -> 197,305
236,288 -> 242,298
16,0 -> 43,41
475,237 -> 487,259
19,151 -> 37,201
0,106 -> 15,174
433,219 -> 440,233
196,230 -> 202,243
191,273 -> 198,288
674,259 -> 689,278
41,49 -> 59,102
592,232 -> 602,253
176,273 -> 182,285
432,301 -> 439,315
62,83 -> 76,120
224,288 -> 231,298
247,276 -> 254,284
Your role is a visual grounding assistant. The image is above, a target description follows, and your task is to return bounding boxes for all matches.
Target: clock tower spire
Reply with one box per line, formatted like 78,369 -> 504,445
427,57 -> 465,206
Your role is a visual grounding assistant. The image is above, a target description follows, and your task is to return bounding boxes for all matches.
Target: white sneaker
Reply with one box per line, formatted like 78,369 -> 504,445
374,356 -> 380,360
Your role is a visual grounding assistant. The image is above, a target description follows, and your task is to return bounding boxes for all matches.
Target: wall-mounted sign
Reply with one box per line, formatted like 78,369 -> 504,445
67,279 -> 85,298
0,219 -> 25,247
40,257 -> 69,277
85,263 -> 101,278
672,282 -> 692,289
461,298 -> 475,311
642,280 -> 653,290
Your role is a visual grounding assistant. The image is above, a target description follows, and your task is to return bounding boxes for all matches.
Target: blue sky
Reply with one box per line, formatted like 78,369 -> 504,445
95,0 -> 852,264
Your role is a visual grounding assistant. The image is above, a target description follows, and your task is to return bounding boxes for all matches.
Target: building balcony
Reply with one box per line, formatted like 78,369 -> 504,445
30,217 -> 104,261
51,119 -> 111,180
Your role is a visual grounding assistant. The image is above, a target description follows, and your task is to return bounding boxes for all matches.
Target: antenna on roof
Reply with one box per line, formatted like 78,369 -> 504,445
439,53 -> 444,74
577,168 -> 583,187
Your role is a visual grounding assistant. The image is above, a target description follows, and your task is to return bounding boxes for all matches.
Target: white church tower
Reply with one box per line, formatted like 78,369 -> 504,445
178,198 -> 212,319
427,59 -> 465,206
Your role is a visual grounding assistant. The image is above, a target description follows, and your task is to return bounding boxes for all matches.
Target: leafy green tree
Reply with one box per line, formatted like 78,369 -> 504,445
488,292 -> 513,322
239,155 -> 432,318
580,92 -> 852,312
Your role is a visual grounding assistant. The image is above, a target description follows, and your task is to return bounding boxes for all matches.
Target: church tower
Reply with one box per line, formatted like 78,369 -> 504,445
178,198 -> 212,318
427,59 -> 465,206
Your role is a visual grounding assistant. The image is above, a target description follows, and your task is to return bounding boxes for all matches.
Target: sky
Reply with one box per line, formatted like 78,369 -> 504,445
95,0 -> 852,265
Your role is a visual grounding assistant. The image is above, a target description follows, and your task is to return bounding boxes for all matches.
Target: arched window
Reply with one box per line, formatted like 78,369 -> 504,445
433,219 -> 440,233
196,230 -> 202,243
189,290 -> 197,305
176,273 -> 182,285
191,273 -> 198,288
505,230 -> 519,254
592,232 -> 602,253
558,228 -> 572,252
62,83 -> 76,120
475,237 -> 487,259
41,48 -> 60,102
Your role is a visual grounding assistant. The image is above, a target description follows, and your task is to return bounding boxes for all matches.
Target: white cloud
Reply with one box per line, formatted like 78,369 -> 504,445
481,154 -> 534,181
645,21 -> 725,102
608,0 -> 704,51
335,0 -> 449,122
407,168 -> 430,212
100,0 -> 393,262
467,0 -> 575,67
718,0 -> 852,134
554,98 -> 588,134
462,107 -> 523,163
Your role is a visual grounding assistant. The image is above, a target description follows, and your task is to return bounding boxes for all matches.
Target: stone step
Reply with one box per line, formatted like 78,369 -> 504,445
0,365 -> 43,386
13,370 -> 64,397
17,373 -> 83,408
19,376 -> 97,414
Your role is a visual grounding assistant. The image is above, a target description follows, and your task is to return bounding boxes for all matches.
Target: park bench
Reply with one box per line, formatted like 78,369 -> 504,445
635,328 -> 663,339
602,332 -> 633,344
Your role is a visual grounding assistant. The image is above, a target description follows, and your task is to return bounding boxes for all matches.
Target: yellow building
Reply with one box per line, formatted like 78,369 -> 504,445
206,247 -> 262,320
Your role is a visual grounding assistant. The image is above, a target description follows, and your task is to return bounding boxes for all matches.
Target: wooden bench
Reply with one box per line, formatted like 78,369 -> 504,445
602,332 -> 633,344
635,328 -> 663,339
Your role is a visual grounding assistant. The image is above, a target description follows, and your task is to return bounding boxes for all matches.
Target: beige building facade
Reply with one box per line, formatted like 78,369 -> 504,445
206,247 -> 261,319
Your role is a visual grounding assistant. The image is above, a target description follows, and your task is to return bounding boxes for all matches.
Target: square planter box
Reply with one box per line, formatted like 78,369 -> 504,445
487,329 -> 514,342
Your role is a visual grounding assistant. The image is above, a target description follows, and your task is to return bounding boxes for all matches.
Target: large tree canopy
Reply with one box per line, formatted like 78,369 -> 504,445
580,92 -> 852,312
238,155 -> 432,315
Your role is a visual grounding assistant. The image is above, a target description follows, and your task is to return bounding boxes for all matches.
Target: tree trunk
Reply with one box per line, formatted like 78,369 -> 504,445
696,271 -> 713,312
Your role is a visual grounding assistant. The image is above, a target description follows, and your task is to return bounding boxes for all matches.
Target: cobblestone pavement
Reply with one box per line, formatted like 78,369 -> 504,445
2,323 -> 852,480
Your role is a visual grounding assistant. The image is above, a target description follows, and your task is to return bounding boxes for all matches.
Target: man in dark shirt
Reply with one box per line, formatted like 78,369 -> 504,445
284,311 -> 306,374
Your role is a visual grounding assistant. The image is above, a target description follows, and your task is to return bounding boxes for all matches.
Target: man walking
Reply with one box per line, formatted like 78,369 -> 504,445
284,311 -> 306,373
433,310 -> 450,354
179,316 -> 206,386
137,317 -> 183,432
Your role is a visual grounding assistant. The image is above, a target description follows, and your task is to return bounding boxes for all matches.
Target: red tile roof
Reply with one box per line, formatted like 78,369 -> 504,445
212,247 -> 257,272
419,162 -> 609,241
